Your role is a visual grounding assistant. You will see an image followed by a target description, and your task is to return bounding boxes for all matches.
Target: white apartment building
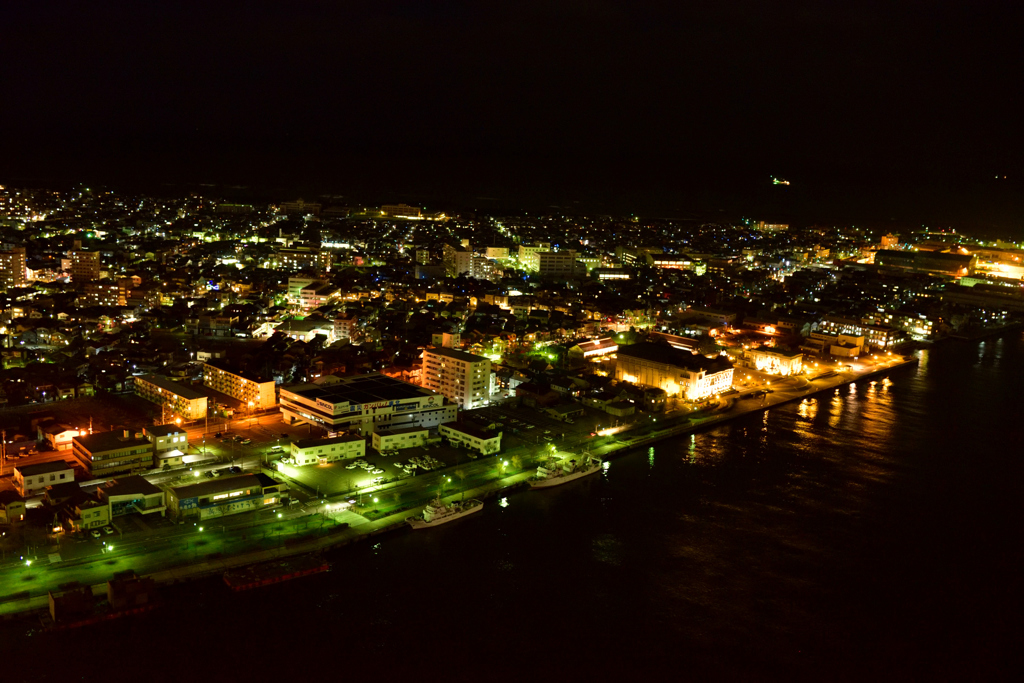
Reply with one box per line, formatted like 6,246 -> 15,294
421,347 -> 492,410
280,373 -> 456,435
517,243 -> 551,270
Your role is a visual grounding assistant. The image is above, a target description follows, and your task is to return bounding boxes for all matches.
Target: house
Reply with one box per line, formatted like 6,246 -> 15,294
13,460 -> 75,497
0,490 -> 26,524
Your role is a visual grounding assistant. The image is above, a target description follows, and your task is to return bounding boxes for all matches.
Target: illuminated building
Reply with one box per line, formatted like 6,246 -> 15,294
421,347 -> 492,410
743,347 -> 804,376
82,280 -> 124,306
133,374 -> 208,421
334,313 -> 357,341
202,361 -> 277,411
280,373 -> 456,434
0,490 -> 26,524
167,473 -> 288,521
875,249 -> 974,277
615,342 -> 734,401
536,250 -> 578,278
71,249 -> 101,282
0,246 -> 27,287
381,203 -> 422,218
13,460 -> 74,497
372,426 -> 428,452
274,246 -> 332,271
517,242 -> 551,270
438,421 -> 502,455
279,199 -> 321,216
289,434 -> 365,466
443,243 -> 473,276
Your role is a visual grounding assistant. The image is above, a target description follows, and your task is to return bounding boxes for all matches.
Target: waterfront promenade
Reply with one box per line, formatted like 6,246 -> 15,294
0,354 -> 916,621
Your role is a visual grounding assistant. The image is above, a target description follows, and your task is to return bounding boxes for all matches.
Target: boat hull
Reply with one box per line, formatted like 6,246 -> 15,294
406,500 -> 484,529
528,464 -> 601,489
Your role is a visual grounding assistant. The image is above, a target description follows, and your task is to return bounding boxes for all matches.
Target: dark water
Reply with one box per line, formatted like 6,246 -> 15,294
8,335 -> 1024,681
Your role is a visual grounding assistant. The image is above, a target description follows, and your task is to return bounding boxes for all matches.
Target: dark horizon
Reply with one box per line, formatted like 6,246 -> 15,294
2,1 -> 1023,234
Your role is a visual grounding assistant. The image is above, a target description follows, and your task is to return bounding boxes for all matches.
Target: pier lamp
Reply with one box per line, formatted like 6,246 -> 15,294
198,526 -> 204,532
277,512 -> 282,519
25,559 -> 32,567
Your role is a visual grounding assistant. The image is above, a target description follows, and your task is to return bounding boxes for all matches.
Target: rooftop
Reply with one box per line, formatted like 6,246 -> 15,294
293,434 -> 365,450
135,374 -> 207,400
203,359 -> 272,384
16,460 -> 74,476
618,342 -> 733,373
171,473 -> 264,499
102,475 -> 163,498
284,373 -> 439,406
424,346 -> 489,363
75,430 -> 152,453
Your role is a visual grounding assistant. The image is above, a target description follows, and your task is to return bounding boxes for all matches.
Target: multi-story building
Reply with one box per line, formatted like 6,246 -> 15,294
82,280 -> 124,306
73,430 -> 156,478
536,250 -> 578,278
438,422 -> 502,455
334,313 -> 357,341
443,243 -> 473,277
133,374 -> 208,421
167,473 -> 288,521
275,246 -> 332,271
615,342 -> 734,401
13,460 -> 74,497
286,276 -> 319,304
98,475 -> 167,518
280,373 -> 456,434
381,203 -> 422,218
372,426 -> 429,453
0,490 -> 26,524
470,255 -> 503,282
299,281 -> 340,310
517,242 -> 551,270
743,347 -> 805,376
0,246 -> 27,288
71,249 -> 101,282
279,199 -> 321,216
202,361 -> 277,411
288,434 -> 365,466
875,249 -> 975,277
420,347 -> 492,410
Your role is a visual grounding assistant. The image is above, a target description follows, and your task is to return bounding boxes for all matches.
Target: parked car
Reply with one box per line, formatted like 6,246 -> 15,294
239,439 -> 252,446
103,526 -> 114,535
90,529 -> 102,538
228,466 -> 242,474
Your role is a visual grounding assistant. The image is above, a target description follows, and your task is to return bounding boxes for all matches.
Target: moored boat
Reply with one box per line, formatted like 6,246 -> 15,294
406,497 -> 484,529
528,455 -> 602,489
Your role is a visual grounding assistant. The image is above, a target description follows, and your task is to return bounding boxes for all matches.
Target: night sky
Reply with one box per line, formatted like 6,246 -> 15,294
2,1 -> 1022,230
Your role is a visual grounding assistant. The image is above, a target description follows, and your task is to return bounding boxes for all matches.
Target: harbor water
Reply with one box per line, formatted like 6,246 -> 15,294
5,334 -> 1024,681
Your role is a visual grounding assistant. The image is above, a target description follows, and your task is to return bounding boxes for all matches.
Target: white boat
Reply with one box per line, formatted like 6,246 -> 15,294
528,455 -> 602,489
406,498 -> 484,529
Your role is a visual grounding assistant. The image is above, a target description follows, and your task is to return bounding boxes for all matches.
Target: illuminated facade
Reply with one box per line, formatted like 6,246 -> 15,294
202,361 -> 277,411
167,473 -> 288,521
71,249 -> 101,282
289,434 -> 365,466
0,246 -> 27,287
13,460 -> 74,497
280,373 -> 456,434
615,342 -> 734,401
744,347 -> 804,376
133,374 -> 208,421
421,347 -> 492,410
